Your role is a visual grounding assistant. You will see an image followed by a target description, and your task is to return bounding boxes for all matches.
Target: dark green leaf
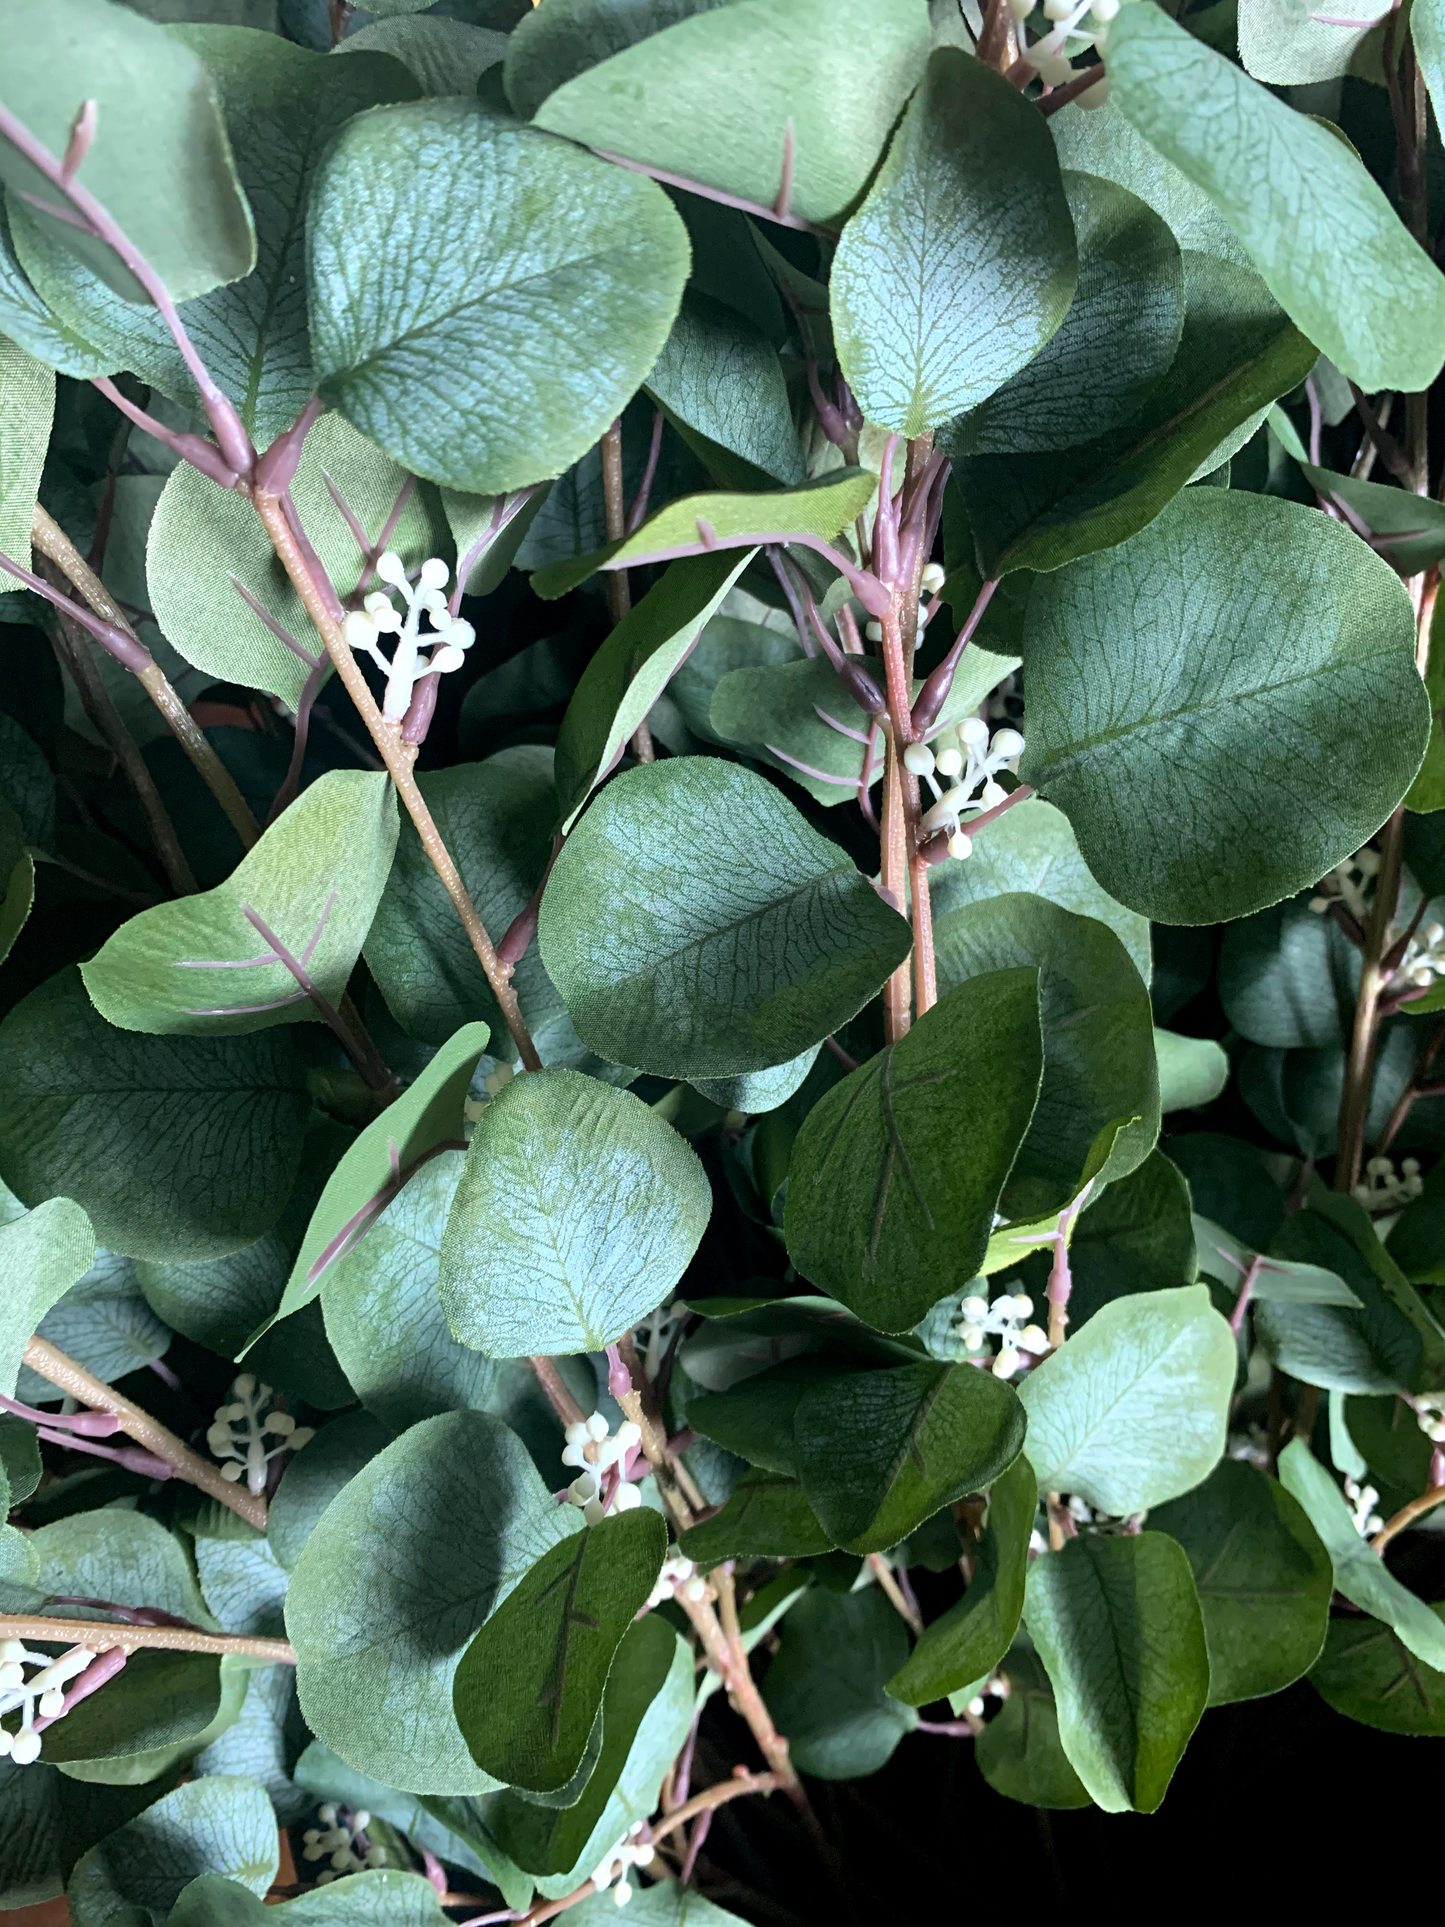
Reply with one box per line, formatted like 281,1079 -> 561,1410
170,1868 -> 454,1926
1150,1458 -> 1332,1705
761,1587 -> 917,1779
1309,1608 -> 1445,1735
1025,1531 -> 1209,1813
1218,895 -> 1360,1049
975,1643 -> 1091,1809
31,1649 -> 222,1769
308,100 -> 689,494
539,757 -> 911,1078
0,341 -> 52,564
886,1454 -> 1035,1707
1048,1150 -> 1197,1330
504,0 -> 721,120
453,1509 -> 666,1793
1260,1206 -> 1423,1393
645,292 -> 805,488
267,1408 -> 393,1571
1019,490 -> 1427,923
678,1469 -> 834,1562
337,15 -> 508,94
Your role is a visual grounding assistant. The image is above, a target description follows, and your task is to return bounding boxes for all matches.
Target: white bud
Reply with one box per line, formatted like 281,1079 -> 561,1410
1010,1294 -> 1034,1318
683,1576 -> 708,1602
418,557 -> 449,591
1019,1325 -> 1050,1355
903,742 -> 936,778
365,1847 -> 388,1869
991,728 -> 1024,759
921,562 -> 946,594
994,1347 -> 1022,1379
961,1295 -> 988,1319
967,1697 -> 987,1717
10,1729 -> 41,1765
37,1689 -> 64,1718
207,1422 -> 234,1454
0,1662 -> 22,1690
1033,50 -> 1076,85
934,746 -> 963,780
922,786 -> 971,833
948,830 -> 973,861
429,644 -> 466,675
959,716 -> 990,752
583,1497 -> 606,1527
445,617 -> 476,648
569,1474 -> 599,1505
318,1805 -> 338,1825
235,1374 -> 256,1399
564,1420 -> 590,1447
352,1810 -> 371,1831
979,780 -> 1007,808
587,1413 -> 610,1441
375,551 -> 409,588
615,1882 -> 633,1907
265,1412 -> 296,1435
0,1642 -> 26,1662
865,621 -> 883,642
221,1461 -> 245,1481
290,1427 -> 315,1450
1091,0 -> 1119,18
616,1421 -> 642,1452
1007,0 -> 1034,16
1043,0 -> 1073,17
613,1481 -> 643,1512
960,1324 -> 985,1351
1079,70 -> 1110,103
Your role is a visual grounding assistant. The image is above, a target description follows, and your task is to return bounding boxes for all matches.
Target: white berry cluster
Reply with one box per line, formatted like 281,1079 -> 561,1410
341,554 -> 476,722
1309,848 -> 1380,923
1344,1476 -> 1384,1537
960,1673 -> 1011,1720
1352,1154 -> 1423,1213
207,1375 -> 314,1497
1009,0 -> 1117,102
957,1288 -> 1049,1378
1410,1391 -> 1445,1445
563,1413 -> 644,1525
905,718 -> 1025,860
646,1553 -> 700,1610
592,1821 -> 655,1907
0,1641 -> 94,1764
301,1804 -> 389,1884
1394,921 -> 1445,992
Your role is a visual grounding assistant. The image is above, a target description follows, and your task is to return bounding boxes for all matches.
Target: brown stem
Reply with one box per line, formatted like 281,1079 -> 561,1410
0,1614 -> 293,1663
1336,809 -> 1407,1194
880,740 -> 910,1043
678,1580 -> 812,1826
1372,1482 -> 1445,1555
649,1771 -> 781,1846
247,487 -> 541,1070
867,1554 -> 924,1636
46,595 -> 197,896
977,0 -> 1013,67
528,1355 -> 588,1429
599,419 -> 656,762
22,1336 -> 267,1529
31,505 -> 260,853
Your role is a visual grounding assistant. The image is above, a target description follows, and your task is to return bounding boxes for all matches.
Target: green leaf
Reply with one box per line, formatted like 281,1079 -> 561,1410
956,250 -> 1315,577
0,0 -> 254,304
30,1506 -> 216,1628
66,1778 -> 277,1923
1019,490 -> 1427,923
33,1650 -> 223,1771
504,0 -> 720,120
1050,95 -> 1249,265
934,893 -> 1159,1219
82,772 -> 396,1036
1219,894 -> 1361,1050
1238,0 -> 1389,82
689,1048 -> 819,1116
271,1020 -> 489,1324
645,293 -> 805,489
1279,1439 -> 1445,1672
1309,1607 -> 1445,1735
453,1509 -> 666,1794
0,1415 -> 41,1505
1155,1032 -> 1229,1113
0,338 -> 52,564
678,1469 -> 834,1563
532,0 -> 931,230
761,1587 -> 917,1779
0,203 -> 113,378
170,1869 -> 455,1926
947,171 -> 1182,457
926,797 -> 1150,985
0,1196 -> 94,1394
308,99 -> 688,495
18,1244 -> 171,1405
784,969 -> 1044,1332
555,551 -> 752,830
886,1454 -> 1035,1707
197,1536 -> 289,1638
442,483 -> 552,601
438,1067 -> 711,1356
1024,1531 -> 1209,1814
148,411 -> 445,710
483,1613 -> 689,1880
975,1644 -> 1091,1809
1417,0 -> 1445,144
1040,1150 -> 1197,1332
831,49 -> 1075,437
793,1359 -> 1025,1554
1150,1459 -> 1332,1705
0,711 -> 54,850
321,1149 -> 500,1433
1301,464 -> 1445,579
336,16 -> 509,95
561,1882 -> 750,1927
539,757 -> 911,1078
1106,3 -> 1445,391
0,822 -> 34,972
1163,1133 -> 1287,1255
1259,1205 -> 1422,1393
529,469 -> 879,601
710,644 -> 1016,809
288,1410 -> 580,1792
0,966 -> 309,1261
12,31 -> 418,443
267,1408 -> 392,1572
1018,1285 -> 1235,1514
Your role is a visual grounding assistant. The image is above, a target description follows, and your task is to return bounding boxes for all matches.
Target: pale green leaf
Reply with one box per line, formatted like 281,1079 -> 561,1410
66,1779 -> 277,1924
645,293 -> 805,489
170,1869 -> 454,1926
0,1197 -> 94,1394
335,15 -> 508,94
0,337 -> 52,564
1155,1030 -> 1229,1113
308,100 -> 689,494
1019,490 -> 1427,922
832,49 -> 1075,437
504,0 -> 723,120
1238,0 -> 1389,83
1017,1285 -> 1235,1513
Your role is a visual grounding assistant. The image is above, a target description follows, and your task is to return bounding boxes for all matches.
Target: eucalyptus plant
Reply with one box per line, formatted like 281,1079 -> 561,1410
2,0 -> 1445,1916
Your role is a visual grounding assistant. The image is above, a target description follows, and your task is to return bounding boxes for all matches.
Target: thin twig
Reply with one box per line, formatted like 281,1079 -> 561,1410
867,1554 -> 924,1636
1372,1483 -> 1445,1555
0,1615 -> 293,1663
650,1772 -> 782,1846
22,1336 -> 267,1529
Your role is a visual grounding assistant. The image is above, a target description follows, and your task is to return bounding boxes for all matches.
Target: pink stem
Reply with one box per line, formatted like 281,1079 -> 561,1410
0,1392 -> 121,1438
1230,1256 -> 1264,1335
32,1644 -> 128,1732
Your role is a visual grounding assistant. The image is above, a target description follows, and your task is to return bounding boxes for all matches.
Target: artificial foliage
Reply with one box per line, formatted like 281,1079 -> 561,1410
2,0 -> 1445,1918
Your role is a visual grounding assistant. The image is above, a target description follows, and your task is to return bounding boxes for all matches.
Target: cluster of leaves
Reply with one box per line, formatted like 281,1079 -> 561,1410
3,0 -> 1445,1918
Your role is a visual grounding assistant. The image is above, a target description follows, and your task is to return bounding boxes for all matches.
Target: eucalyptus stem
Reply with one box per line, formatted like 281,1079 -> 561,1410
0,1615 -> 294,1663
31,503 -> 262,852
21,1335 -> 267,1529
600,417 -> 654,762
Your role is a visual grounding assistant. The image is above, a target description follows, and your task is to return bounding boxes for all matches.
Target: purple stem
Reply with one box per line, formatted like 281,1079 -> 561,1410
91,377 -> 238,490
322,473 -> 371,561
266,658 -> 328,825
48,1597 -> 199,1629
918,782 -> 1034,866
857,721 -> 881,829
766,547 -> 819,658
237,896 -> 372,1074
681,1807 -> 714,1886
420,1848 -> 447,1898
228,575 -> 324,670
1230,1256 -> 1264,1335
614,528 -> 889,617
672,1708 -> 702,1811
305,1137 -> 468,1285
147,1356 -> 182,1394
32,1645 -> 128,1732
0,548 -> 153,674
605,1344 -> 633,1402
282,494 -> 345,621
1305,377 -> 1325,467
915,1718 -> 976,1738
37,1429 -> 172,1479
0,1392 -> 120,1438
824,1035 -> 861,1072
498,837 -> 563,966
400,670 -> 440,747
911,579 -> 999,736
255,395 -> 323,499
814,703 -> 872,745
589,146 -> 830,236
626,412 -> 666,535
773,120 -> 796,222
764,743 -> 867,787
873,437 -> 901,589
0,98 -> 253,476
